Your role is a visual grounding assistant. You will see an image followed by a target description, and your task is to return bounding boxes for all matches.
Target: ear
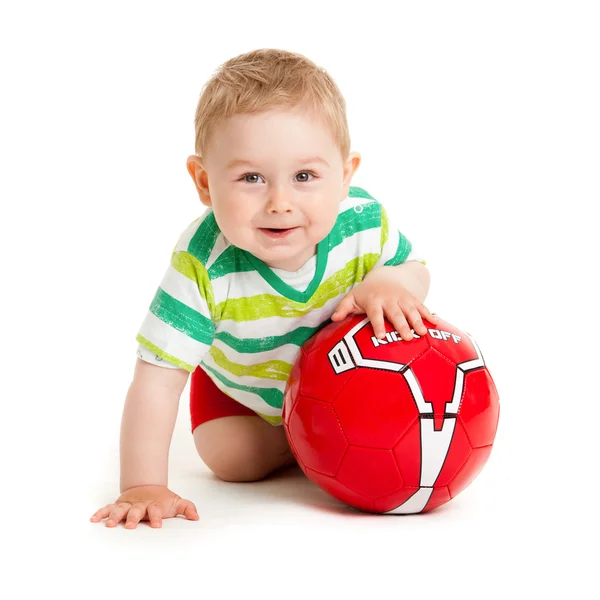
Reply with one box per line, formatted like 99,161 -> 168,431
341,151 -> 361,199
186,155 -> 212,207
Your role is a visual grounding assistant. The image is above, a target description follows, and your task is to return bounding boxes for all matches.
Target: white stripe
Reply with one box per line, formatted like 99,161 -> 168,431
137,311 -> 212,368
212,336 -> 300,369
379,221 -> 426,266
159,263 -> 213,319
203,351 -> 290,392
420,417 -> 456,486
328,223 -> 380,274
457,333 -> 485,372
384,488 -> 433,514
205,232 -> 230,271
340,196 -> 376,213
214,292 -> 346,340
174,211 -> 209,252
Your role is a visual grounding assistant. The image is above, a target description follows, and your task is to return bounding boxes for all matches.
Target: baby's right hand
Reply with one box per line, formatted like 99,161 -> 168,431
90,485 -> 199,529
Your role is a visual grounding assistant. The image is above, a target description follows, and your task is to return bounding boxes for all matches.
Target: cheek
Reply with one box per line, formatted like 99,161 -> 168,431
213,198 -> 254,239
310,203 -> 340,230
214,195 -> 242,221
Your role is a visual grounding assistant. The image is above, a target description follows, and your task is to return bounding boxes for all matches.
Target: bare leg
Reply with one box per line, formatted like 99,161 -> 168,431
193,415 -> 297,482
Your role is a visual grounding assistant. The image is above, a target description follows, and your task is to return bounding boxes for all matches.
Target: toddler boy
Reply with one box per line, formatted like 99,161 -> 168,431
90,48 -> 437,529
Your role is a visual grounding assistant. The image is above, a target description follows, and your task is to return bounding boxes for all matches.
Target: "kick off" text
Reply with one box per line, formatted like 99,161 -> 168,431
371,329 -> 462,347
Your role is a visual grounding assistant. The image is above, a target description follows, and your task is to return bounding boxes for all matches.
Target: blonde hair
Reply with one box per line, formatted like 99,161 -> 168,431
192,48 -> 350,159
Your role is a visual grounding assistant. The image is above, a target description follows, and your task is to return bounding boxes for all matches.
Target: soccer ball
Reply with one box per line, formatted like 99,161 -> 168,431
282,314 -> 500,514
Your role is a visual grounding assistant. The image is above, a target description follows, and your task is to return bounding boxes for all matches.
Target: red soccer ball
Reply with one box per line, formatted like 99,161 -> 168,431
282,314 -> 500,514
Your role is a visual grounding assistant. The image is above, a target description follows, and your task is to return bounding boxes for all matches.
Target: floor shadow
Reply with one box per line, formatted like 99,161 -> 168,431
188,465 -> 457,518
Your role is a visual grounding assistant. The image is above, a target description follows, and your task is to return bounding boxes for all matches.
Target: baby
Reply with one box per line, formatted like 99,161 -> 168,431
91,48 -> 437,529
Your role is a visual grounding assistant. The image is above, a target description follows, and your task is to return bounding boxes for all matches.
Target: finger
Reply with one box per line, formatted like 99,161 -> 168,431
421,304 -> 438,323
368,306 -> 386,340
106,502 -> 132,528
406,306 -> 428,336
124,503 -> 147,529
331,295 -> 353,321
388,309 -> 412,341
147,503 -> 164,528
175,499 -> 200,521
90,505 -> 114,522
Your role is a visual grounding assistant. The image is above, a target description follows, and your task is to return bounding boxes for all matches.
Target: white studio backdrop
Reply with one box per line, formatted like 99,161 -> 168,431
0,1 -> 598,599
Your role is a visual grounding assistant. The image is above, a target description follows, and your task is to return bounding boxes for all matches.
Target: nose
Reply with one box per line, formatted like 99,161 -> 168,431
266,185 -> 293,213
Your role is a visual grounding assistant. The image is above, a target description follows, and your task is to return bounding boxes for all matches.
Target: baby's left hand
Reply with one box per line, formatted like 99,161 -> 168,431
331,267 -> 437,341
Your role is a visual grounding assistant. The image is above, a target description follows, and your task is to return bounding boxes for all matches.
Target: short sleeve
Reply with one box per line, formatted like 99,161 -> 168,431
136,249 -> 216,372
375,204 -> 427,267
136,343 -> 181,369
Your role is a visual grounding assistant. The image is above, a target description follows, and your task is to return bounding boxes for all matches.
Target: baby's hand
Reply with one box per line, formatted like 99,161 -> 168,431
331,266 -> 437,341
90,485 -> 199,529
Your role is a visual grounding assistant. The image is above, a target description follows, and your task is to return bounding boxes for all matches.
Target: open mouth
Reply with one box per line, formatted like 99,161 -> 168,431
259,227 -> 297,238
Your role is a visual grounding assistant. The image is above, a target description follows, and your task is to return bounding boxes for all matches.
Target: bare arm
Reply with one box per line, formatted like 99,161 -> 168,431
365,261 -> 431,303
119,358 -> 190,492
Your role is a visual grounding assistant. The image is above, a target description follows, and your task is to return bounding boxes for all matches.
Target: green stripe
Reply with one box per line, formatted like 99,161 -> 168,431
328,201 -> 381,252
384,231 -> 413,266
136,334 -> 195,372
215,324 -> 324,353
149,288 -> 215,345
171,251 -> 216,317
217,254 -> 378,321
201,363 -> 284,409
187,211 -> 220,264
348,185 -> 376,200
208,245 -> 255,280
209,346 -> 291,381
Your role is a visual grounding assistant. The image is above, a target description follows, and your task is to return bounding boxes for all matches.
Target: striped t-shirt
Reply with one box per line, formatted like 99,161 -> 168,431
136,186 -> 426,426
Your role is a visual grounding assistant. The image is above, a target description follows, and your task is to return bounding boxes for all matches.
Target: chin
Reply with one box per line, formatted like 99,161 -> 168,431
258,250 -> 295,264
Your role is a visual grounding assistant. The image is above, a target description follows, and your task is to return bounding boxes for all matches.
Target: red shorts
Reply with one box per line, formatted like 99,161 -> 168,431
189,366 -> 257,433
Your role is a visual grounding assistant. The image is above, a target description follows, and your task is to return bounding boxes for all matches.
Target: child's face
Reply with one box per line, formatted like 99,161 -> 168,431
187,106 -> 360,271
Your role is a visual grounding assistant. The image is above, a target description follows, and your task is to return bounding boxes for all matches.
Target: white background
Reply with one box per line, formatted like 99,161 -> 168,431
1,1 -> 598,598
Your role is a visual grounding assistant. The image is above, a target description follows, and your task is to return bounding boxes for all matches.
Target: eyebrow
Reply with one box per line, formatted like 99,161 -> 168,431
225,157 -> 330,170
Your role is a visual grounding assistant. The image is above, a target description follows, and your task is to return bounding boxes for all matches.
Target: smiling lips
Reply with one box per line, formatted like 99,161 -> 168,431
259,226 -> 298,238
